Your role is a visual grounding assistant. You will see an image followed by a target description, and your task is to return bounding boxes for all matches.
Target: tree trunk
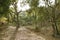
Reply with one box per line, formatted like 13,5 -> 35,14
9,13 -> 20,40
9,2 -> 20,40
52,0 -> 60,35
52,5 -> 59,36
52,18 -> 59,36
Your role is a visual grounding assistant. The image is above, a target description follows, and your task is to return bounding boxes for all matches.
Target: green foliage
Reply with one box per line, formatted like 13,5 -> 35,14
29,0 -> 39,8
0,0 -> 11,17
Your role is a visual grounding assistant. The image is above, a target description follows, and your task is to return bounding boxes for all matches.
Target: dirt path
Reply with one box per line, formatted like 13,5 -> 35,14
15,27 -> 45,40
2,26 -> 60,40
3,26 -> 45,40
3,26 -> 60,40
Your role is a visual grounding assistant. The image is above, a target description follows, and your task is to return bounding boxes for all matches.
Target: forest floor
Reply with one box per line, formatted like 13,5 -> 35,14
2,26 -> 60,40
